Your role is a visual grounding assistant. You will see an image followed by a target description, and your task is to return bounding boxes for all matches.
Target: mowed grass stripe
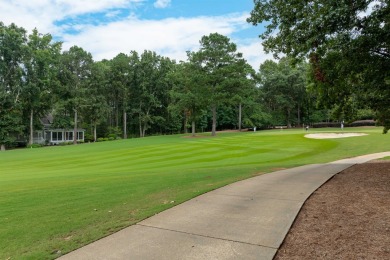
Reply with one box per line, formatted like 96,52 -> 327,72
1,128 -> 388,259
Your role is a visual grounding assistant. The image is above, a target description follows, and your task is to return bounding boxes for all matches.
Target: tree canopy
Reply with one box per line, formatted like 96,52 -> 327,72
190,33 -> 248,136
248,0 -> 390,132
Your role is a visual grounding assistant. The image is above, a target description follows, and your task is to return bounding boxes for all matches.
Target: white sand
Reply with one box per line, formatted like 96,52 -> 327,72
305,133 -> 368,139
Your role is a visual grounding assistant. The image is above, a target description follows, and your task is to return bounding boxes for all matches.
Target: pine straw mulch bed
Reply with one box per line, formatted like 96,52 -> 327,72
275,160 -> 390,260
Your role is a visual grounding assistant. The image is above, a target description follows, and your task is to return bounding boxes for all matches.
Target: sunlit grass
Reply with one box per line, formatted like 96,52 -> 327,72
0,127 -> 388,259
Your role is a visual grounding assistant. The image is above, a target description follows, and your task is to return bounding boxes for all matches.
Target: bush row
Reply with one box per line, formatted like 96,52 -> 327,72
96,137 -> 122,142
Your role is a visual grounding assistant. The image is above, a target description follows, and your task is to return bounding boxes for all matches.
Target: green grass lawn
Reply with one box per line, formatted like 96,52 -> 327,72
1,127 -> 389,259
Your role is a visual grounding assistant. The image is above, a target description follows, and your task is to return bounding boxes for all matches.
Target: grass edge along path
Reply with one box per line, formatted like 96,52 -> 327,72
0,127 -> 388,259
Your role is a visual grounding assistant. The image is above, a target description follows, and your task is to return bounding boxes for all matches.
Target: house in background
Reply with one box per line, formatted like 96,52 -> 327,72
33,115 -> 85,145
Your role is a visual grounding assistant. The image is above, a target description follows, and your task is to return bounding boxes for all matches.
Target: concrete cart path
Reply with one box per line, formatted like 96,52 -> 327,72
59,152 -> 390,260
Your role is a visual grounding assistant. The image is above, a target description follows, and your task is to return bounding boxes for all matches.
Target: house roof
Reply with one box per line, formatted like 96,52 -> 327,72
40,114 -> 54,126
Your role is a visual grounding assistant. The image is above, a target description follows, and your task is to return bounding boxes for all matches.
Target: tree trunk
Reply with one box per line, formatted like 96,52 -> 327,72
297,106 -> 301,127
139,116 -> 143,137
29,109 -> 34,145
184,112 -> 188,134
1,144 -> 5,151
238,103 -> 242,132
192,120 -> 196,137
73,109 -> 78,144
116,102 -> 119,128
93,122 -> 97,142
211,105 -> 217,136
287,109 -> 292,128
142,123 -> 146,138
123,109 -> 127,139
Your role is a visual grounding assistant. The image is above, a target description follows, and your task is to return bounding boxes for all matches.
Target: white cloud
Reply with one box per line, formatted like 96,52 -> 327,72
61,13 -> 253,63
236,39 -> 274,70
0,0 -> 144,33
0,1 -> 270,70
154,0 -> 171,9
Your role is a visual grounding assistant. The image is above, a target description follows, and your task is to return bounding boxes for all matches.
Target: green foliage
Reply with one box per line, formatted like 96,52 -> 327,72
21,28 -> 62,145
248,0 -> 390,132
84,133 -> 94,142
27,143 -> 44,148
57,45 -> 93,143
190,33 -> 250,135
128,51 -> 175,137
58,141 -> 73,146
258,58 -> 308,127
0,23 -> 26,150
107,126 -> 122,139
96,137 -> 110,142
83,61 -> 111,141
168,61 -> 208,135
0,109 -> 24,149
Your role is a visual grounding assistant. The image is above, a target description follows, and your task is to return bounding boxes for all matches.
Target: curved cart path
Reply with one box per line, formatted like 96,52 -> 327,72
59,152 -> 390,260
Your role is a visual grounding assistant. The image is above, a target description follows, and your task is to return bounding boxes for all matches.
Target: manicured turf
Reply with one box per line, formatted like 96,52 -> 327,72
0,127 -> 388,259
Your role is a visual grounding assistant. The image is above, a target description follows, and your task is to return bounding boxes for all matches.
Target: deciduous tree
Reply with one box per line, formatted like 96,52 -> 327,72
57,46 -> 93,144
0,23 -> 26,150
248,0 -> 390,131
21,29 -> 61,145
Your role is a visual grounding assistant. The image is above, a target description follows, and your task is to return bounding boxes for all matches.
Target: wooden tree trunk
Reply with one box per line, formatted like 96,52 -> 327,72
29,109 -> 34,145
184,112 -> 188,134
93,122 -> 97,142
238,103 -> 242,132
142,124 -> 146,138
1,144 -> 5,151
123,110 -> 127,139
287,109 -> 292,128
73,109 -> 78,144
191,120 -> 196,137
211,105 -> 217,136
297,106 -> 301,127
116,102 -> 119,128
139,116 -> 143,137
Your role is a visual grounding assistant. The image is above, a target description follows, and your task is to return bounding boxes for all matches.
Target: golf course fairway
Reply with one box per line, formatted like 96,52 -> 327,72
1,127 -> 388,259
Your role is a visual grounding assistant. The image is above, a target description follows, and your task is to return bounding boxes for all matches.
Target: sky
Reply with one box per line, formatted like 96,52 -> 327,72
1,0 -> 272,70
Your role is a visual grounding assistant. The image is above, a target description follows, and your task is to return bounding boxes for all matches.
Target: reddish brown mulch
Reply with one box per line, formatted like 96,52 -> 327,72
275,160 -> 390,260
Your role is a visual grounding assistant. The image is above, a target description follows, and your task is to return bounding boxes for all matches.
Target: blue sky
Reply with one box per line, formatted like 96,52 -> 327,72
1,0 -> 271,69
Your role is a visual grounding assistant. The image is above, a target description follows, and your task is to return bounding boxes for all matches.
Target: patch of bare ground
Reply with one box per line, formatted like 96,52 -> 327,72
275,160 -> 390,260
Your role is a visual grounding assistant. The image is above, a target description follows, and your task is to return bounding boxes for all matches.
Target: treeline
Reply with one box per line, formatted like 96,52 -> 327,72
0,22 -> 374,150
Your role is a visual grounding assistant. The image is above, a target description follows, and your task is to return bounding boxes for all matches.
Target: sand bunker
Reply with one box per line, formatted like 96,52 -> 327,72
305,133 -> 368,139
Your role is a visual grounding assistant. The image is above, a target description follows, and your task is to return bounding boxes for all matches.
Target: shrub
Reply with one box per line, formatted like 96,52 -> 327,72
84,133 -> 94,142
107,134 -> 116,139
59,142 -> 73,146
27,144 -> 44,148
107,127 -> 122,139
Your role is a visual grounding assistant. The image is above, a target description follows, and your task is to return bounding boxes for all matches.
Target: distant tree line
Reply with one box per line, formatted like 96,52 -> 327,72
0,22 -> 376,150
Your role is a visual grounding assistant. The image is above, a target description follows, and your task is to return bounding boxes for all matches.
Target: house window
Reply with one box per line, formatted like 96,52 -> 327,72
33,132 -> 42,139
52,131 -> 63,141
65,132 -> 73,141
77,131 -> 84,140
